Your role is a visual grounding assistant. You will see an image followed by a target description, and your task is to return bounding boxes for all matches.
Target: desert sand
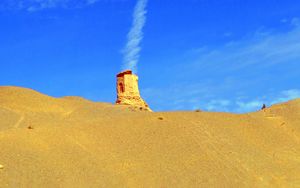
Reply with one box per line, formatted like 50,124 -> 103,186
0,86 -> 299,187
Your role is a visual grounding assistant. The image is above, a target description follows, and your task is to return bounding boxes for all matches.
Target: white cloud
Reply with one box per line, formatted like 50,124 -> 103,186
235,89 -> 300,113
291,17 -> 300,26
0,0 -> 100,11
143,84 -> 300,113
271,89 -> 300,104
236,100 -> 264,113
187,19 -> 300,74
163,18 -> 300,113
205,99 -> 231,111
122,0 -> 148,73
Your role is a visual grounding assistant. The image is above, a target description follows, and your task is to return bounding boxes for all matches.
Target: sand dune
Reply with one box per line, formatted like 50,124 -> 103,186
0,86 -> 299,187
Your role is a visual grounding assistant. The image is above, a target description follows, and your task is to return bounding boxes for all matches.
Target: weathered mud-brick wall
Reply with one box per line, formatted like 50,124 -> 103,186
116,70 -> 152,111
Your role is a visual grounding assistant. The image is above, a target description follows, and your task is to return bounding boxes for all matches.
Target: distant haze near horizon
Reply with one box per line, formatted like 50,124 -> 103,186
0,0 -> 299,112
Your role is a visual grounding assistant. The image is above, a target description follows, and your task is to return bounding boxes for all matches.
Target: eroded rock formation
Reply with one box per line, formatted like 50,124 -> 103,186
116,70 -> 152,111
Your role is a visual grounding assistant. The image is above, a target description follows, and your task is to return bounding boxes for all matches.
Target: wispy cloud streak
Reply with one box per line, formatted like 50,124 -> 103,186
122,0 -> 148,72
142,20 -> 300,112
0,0 -> 100,11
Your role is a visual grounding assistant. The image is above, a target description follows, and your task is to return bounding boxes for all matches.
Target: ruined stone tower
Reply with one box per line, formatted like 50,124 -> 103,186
116,70 -> 151,111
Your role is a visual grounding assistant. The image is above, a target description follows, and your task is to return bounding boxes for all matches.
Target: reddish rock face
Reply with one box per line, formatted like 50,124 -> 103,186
116,70 -> 152,111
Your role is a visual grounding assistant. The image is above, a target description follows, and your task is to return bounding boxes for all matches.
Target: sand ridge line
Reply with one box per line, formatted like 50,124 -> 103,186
63,110 -> 75,117
14,114 -> 24,128
65,134 -> 92,154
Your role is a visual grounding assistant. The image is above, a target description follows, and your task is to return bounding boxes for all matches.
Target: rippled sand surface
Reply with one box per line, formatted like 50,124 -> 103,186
0,86 -> 299,187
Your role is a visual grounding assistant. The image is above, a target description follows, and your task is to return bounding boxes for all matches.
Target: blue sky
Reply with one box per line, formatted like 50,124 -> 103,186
0,0 -> 299,113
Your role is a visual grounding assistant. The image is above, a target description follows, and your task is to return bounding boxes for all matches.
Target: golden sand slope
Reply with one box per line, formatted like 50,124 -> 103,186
0,86 -> 299,188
